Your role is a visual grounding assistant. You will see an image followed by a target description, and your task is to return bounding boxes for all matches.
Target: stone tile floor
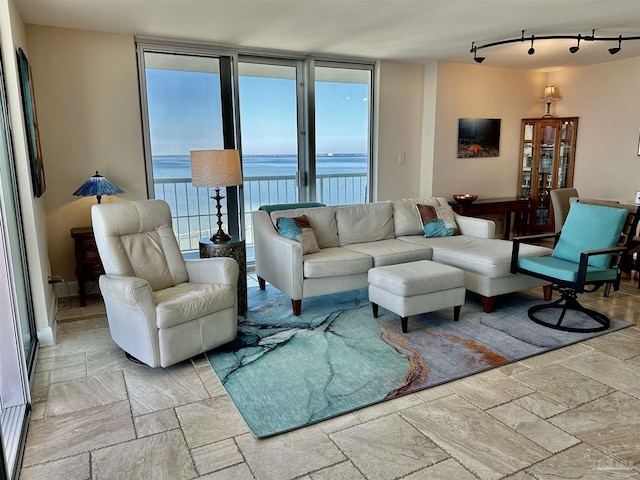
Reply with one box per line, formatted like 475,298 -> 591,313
20,273 -> 640,480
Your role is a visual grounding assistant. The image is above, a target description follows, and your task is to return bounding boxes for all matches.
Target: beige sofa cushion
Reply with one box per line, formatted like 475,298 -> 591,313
398,235 -> 551,279
336,202 -> 394,246
271,206 -> 339,248
303,247 -> 373,278
342,239 -> 433,267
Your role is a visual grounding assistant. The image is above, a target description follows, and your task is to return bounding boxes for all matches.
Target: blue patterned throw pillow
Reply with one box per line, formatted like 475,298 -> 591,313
276,215 -> 320,254
416,204 -> 457,237
423,219 -> 455,237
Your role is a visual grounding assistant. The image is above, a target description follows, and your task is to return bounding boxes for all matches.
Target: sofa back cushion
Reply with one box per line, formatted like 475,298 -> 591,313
391,197 -> 449,236
336,202 -> 394,246
270,206 -> 339,248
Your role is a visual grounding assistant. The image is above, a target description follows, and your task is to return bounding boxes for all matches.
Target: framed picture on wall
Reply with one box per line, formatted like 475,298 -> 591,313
457,118 -> 501,158
16,48 -> 46,197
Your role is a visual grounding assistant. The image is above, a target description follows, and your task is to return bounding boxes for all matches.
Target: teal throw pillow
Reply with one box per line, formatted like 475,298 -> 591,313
552,202 -> 627,268
416,204 -> 457,238
423,219 -> 455,237
276,215 -> 320,254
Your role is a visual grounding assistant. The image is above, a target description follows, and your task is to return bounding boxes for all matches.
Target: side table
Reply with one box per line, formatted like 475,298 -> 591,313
70,226 -> 105,306
199,236 -> 247,314
449,197 -> 530,239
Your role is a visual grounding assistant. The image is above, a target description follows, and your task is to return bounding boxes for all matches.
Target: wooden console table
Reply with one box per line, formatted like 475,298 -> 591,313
449,197 -> 530,239
70,227 -> 105,306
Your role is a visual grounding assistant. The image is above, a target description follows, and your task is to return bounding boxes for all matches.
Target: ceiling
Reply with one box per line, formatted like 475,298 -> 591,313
15,0 -> 640,70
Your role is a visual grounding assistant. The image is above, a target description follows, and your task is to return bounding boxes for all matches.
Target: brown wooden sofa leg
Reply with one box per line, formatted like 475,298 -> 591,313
292,299 -> 302,316
543,284 -> 552,301
258,276 -> 266,290
482,296 -> 495,313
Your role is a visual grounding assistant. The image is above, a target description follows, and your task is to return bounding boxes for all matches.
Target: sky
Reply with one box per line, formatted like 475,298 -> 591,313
146,68 -> 369,156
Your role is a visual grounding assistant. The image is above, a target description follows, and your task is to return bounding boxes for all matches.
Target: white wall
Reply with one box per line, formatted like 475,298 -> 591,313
430,63 -> 547,199
548,57 -> 640,204
26,26 -> 147,284
374,60 -> 425,201
1,0 -> 55,343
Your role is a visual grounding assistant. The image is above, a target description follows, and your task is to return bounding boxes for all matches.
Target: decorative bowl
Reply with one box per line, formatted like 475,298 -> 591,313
453,194 -> 478,204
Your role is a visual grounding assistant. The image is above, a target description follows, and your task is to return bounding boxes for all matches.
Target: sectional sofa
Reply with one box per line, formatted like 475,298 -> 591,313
252,196 -> 552,315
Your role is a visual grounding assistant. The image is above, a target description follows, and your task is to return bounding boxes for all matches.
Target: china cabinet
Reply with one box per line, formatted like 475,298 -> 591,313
518,117 -> 578,231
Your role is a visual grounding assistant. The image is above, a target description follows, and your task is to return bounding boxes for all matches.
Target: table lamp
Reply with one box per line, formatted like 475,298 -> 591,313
190,149 -> 242,243
72,171 -> 125,203
539,86 -> 559,118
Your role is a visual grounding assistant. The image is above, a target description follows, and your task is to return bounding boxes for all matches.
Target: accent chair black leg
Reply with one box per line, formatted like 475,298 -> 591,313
401,317 -> 408,333
453,305 -> 461,321
528,290 -> 610,333
372,302 -> 379,318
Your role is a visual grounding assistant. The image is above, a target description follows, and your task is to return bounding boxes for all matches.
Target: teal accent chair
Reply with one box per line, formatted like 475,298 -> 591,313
511,202 -> 640,332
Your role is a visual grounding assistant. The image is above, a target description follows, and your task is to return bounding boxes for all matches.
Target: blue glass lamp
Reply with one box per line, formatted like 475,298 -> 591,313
72,171 -> 125,203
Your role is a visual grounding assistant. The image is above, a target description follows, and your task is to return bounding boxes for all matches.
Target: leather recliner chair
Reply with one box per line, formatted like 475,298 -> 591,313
91,199 -> 239,368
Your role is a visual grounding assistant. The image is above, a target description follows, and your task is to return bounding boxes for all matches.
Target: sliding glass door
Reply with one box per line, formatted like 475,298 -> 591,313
139,48 -> 241,251
137,40 -> 374,258
237,59 -> 303,242
314,63 -> 372,205
0,50 -> 36,480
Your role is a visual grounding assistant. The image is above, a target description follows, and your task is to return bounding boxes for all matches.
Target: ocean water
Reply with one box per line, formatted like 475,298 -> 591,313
152,154 -> 369,248
152,154 -> 368,179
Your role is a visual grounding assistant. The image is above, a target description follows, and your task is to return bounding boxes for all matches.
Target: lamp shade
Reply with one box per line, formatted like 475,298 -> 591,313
540,86 -> 559,101
72,171 -> 124,203
190,150 -> 242,188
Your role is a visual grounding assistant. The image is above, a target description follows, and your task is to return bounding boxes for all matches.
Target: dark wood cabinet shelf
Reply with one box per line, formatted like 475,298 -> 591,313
70,226 -> 104,306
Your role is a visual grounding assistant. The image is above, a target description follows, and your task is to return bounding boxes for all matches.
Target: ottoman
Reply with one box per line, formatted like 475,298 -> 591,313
368,260 -> 466,333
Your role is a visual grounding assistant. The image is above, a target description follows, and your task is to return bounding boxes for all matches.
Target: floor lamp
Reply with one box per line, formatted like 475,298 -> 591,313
190,149 -> 242,243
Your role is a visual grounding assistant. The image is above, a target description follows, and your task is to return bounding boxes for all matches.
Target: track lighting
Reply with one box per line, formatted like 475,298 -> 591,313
470,30 -> 640,63
609,35 -> 622,54
527,36 -> 535,55
472,44 -> 485,63
569,35 -> 581,53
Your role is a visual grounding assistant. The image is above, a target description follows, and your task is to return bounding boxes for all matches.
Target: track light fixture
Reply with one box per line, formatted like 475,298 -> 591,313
608,35 -> 622,55
527,36 -> 535,55
472,43 -> 485,63
470,30 -> 640,63
569,34 -> 581,53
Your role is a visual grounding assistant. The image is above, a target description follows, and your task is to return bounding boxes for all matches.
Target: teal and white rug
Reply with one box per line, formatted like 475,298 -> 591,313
206,286 -> 631,438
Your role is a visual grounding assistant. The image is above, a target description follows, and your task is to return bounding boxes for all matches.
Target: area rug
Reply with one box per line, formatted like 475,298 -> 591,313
206,286 -> 631,438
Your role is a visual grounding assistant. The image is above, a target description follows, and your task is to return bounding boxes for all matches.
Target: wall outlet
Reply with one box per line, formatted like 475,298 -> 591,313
398,152 -> 406,164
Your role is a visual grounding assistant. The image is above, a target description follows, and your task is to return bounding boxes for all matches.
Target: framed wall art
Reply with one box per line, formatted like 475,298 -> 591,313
17,48 -> 45,197
457,118 -> 501,158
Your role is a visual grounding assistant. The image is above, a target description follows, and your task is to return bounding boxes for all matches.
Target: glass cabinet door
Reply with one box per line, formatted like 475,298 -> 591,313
520,122 -> 534,199
535,124 -> 557,226
518,117 -> 578,232
558,120 -> 576,188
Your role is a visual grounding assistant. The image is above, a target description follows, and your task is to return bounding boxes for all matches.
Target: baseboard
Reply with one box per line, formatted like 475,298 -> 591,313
53,280 -> 101,299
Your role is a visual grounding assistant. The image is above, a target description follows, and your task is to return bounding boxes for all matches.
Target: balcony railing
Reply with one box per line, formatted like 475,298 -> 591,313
154,172 -> 368,258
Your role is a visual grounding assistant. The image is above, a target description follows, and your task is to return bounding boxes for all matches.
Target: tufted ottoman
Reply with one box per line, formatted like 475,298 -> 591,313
368,260 -> 466,333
